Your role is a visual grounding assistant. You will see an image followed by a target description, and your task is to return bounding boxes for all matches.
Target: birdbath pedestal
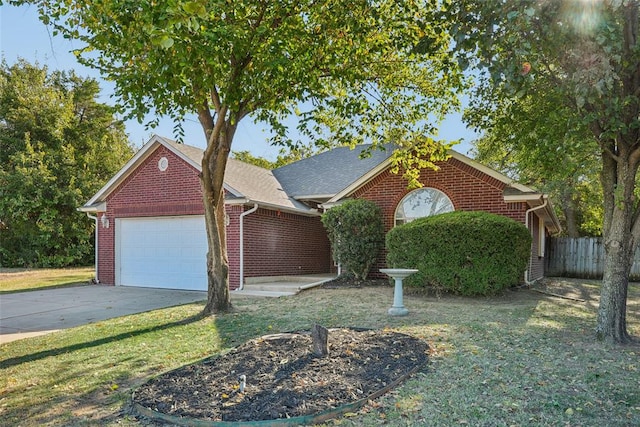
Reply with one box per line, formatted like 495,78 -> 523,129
380,268 -> 419,316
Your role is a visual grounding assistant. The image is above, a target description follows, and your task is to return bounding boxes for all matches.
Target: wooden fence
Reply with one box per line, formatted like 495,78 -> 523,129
546,237 -> 640,281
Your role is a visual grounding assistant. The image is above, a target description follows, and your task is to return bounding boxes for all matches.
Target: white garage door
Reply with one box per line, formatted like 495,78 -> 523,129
117,216 -> 208,290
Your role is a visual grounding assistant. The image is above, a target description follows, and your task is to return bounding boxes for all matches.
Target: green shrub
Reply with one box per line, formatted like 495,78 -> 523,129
386,211 -> 532,296
321,199 -> 384,280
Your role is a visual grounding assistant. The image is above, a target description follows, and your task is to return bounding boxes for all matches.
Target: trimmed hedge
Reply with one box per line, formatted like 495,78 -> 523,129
386,211 -> 532,296
321,199 -> 384,280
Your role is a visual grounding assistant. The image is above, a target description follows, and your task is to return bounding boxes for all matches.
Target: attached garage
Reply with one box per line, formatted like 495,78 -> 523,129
80,136 -> 329,289
116,216 -> 208,290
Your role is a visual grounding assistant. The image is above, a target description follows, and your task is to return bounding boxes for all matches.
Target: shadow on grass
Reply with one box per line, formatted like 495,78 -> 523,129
0,313 -> 206,369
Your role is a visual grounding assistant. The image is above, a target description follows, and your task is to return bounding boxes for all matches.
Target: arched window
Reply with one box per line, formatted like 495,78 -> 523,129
395,188 -> 454,226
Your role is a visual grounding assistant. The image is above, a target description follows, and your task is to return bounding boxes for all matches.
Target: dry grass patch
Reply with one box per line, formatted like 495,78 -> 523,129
0,277 -> 638,426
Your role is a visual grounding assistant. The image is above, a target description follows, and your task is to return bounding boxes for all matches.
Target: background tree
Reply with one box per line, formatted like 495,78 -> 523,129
0,59 -> 133,267
26,0 -> 464,314
446,0 -> 640,343
466,84 -> 603,237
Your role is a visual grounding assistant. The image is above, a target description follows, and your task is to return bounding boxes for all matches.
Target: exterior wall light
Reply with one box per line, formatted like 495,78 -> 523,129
100,213 -> 110,229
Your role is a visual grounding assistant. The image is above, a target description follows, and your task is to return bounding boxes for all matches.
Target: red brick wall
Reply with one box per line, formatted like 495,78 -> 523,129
352,157 -> 532,279
98,146 -> 204,285
243,208 -> 331,280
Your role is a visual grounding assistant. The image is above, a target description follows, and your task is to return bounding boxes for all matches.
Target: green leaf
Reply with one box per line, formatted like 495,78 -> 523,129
158,36 -> 174,49
183,1 -> 207,18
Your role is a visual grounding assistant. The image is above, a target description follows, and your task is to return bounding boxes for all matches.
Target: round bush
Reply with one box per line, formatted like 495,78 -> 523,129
386,211 -> 532,296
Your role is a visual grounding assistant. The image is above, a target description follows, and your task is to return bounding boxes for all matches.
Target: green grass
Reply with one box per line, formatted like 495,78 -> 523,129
0,267 -> 94,293
0,277 -> 639,426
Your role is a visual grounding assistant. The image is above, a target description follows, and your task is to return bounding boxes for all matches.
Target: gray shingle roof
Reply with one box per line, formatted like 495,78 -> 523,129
273,144 -> 395,199
164,137 -> 394,207
160,136 -> 204,165
162,138 -> 315,213
224,158 -> 312,211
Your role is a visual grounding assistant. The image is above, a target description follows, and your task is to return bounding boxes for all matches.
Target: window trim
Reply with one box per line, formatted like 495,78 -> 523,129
394,187 -> 454,226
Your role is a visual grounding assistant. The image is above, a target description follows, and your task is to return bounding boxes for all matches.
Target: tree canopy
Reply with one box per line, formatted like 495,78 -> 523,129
0,59 -> 133,267
31,0 -> 462,153
467,85 -> 603,237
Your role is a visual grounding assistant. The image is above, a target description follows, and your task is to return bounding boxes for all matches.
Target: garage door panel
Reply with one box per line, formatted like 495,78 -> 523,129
118,216 -> 207,290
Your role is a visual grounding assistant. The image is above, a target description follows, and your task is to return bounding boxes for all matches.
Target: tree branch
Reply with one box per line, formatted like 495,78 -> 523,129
210,87 -> 222,112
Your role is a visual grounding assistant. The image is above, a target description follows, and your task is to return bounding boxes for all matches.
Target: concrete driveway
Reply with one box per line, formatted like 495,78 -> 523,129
0,285 -> 207,344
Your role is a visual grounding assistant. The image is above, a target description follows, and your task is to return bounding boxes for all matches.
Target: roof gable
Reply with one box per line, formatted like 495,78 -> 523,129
80,135 -> 314,214
81,135 -> 200,210
273,144 -> 395,201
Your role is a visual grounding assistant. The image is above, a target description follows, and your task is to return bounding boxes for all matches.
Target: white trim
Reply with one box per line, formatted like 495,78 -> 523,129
80,134 -> 275,210
448,151 -> 533,193
227,198 -> 319,216
223,183 -> 243,198
394,187 -> 454,226
224,198 -> 251,205
327,160 -> 392,203
503,194 -> 546,202
77,201 -> 107,213
524,199 -> 549,284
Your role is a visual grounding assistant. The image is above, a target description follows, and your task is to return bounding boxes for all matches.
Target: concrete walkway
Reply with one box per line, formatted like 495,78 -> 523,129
234,274 -> 336,297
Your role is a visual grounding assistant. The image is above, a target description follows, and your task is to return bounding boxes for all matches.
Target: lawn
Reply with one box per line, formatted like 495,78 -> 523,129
0,276 -> 639,426
0,267 -> 94,293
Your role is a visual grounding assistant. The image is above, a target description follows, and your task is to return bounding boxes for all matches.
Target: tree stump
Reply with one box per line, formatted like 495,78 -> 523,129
311,324 -> 329,357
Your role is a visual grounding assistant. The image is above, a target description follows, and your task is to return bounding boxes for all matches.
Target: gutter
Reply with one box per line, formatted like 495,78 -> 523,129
225,198 -> 319,217
237,203 -> 259,291
524,197 -> 549,284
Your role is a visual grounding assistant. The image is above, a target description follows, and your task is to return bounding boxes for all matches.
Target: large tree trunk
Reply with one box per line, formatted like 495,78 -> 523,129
595,149 -> 637,343
202,178 -> 231,315
593,3 -> 640,344
198,104 -> 237,315
597,213 -> 633,343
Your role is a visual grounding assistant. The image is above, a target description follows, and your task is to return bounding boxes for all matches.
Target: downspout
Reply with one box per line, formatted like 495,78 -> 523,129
524,198 -> 548,285
237,203 -> 259,291
85,213 -> 99,283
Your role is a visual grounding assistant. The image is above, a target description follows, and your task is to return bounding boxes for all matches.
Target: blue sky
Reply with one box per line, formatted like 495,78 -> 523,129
1,4 -> 478,158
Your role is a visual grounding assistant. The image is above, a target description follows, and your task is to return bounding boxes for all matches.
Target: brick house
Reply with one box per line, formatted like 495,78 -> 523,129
79,135 -> 560,291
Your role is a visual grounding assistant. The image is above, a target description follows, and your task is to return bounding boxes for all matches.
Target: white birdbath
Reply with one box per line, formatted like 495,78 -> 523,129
380,268 -> 419,316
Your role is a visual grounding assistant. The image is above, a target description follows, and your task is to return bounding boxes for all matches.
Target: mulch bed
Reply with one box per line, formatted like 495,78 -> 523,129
132,328 -> 429,424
